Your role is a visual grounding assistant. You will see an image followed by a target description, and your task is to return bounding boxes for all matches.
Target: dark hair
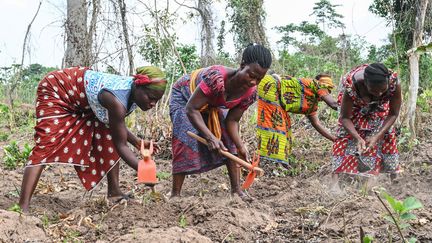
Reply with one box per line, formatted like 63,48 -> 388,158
241,43 -> 272,69
315,73 -> 331,80
364,63 -> 391,85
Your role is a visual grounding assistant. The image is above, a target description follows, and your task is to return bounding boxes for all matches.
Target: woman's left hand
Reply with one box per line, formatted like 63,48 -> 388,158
365,135 -> 379,151
237,145 -> 251,163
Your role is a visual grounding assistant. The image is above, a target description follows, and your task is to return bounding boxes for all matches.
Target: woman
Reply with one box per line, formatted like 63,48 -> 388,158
332,63 -> 402,176
257,73 -> 338,166
169,44 -> 272,198
18,66 -> 167,212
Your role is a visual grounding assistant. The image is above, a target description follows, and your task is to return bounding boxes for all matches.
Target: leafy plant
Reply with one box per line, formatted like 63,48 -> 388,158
362,235 -> 374,243
8,203 -> 22,214
156,171 -> 171,180
417,88 -> 432,112
3,141 -> 32,170
0,132 -> 8,142
397,126 -> 419,152
381,191 -> 423,229
178,214 -> 187,228
376,190 -> 423,242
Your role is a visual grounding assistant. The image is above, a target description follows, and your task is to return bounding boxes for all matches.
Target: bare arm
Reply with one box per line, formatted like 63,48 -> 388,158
340,91 -> 366,152
376,83 -> 401,139
306,113 -> 336,142
321,94 -> 339,110
99,91 -> 138,170
127,129 -> 140,149
365,83 -> 402,150
186,87 -> 227,152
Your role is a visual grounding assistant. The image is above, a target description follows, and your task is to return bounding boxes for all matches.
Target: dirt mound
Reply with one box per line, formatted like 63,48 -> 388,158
114,227 -> 212,243
0,209 -> 48,242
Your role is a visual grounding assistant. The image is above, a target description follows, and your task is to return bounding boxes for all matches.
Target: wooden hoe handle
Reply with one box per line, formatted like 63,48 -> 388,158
187,131 -> 263,174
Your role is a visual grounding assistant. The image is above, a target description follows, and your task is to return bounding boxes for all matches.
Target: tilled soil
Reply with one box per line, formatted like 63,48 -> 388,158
1,117 -> 431,242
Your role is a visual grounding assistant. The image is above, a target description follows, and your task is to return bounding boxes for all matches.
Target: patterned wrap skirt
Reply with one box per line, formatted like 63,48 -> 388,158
332,65 -> 400,176
27,67 -> 121,190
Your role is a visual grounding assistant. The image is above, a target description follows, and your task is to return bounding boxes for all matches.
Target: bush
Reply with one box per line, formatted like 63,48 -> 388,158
3,141 -> 32,170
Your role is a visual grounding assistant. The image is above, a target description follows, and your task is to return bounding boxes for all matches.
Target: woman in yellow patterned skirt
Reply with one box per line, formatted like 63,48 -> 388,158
257,73 -> 338,166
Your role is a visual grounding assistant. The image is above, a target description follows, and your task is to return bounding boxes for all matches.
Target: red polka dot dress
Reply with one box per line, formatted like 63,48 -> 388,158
332,65 -> 400,176
27,67 -> 135,190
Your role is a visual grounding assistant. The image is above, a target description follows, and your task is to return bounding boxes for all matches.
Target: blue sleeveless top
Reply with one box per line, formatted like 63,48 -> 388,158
84,70 -> 137,124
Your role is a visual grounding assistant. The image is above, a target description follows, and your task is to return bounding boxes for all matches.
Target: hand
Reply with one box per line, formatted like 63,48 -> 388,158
237,145 -> 251,162
365,135 -> 379,151
205,135 -> 227,154
355,137 -> 367,153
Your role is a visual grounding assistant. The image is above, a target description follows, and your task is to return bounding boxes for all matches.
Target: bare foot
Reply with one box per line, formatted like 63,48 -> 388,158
107,192 -> 135,205
169,191 -> 181,199
233,190 -> 254,202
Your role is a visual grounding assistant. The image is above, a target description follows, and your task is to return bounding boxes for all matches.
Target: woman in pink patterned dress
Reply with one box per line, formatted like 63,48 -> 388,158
169,44 -> 272,199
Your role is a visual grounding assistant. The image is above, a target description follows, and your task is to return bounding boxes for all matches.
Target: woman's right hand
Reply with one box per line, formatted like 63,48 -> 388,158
355,137 -> 367,153
206,135 -> 228,154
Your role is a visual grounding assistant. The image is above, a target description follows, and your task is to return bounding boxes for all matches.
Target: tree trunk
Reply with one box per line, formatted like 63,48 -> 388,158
87,0 -> 100,65
407,0 -> 429,138
197,0 -> 216,66
407,53 -> 420,137
228,0 -> 269,56
250,0 -> 269,47
118,0 -> 134,75
64,0 -> 90,67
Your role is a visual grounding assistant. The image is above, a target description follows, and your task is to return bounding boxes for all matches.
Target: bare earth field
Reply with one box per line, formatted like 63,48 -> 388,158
1,114 -> 431,242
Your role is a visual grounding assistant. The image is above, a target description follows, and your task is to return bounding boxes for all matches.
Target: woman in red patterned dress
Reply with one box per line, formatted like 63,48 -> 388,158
332,63 -> 402,181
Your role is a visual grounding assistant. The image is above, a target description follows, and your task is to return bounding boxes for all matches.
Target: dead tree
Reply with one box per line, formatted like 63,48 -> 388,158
118,0 -> 134,75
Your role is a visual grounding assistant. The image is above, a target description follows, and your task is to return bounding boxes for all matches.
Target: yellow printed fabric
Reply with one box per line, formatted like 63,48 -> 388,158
189,68 -> 222,140
257,75 -> 292,164
279,76 -> 321,116
257,74 -> 325,164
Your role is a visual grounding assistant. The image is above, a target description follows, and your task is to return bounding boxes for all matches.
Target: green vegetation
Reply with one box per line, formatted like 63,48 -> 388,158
3,141 -> 32,170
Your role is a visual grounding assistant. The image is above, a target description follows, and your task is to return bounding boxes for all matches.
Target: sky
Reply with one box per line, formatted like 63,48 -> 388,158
0,0 -> 391,68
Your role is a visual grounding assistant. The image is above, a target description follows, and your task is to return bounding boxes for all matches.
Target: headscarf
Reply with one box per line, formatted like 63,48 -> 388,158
315,76 -> 335,98
316,76 -> 335,91
134,66 -> 167,92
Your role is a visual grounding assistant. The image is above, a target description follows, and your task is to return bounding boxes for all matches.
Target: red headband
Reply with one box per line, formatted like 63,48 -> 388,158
133,74 -> 151,86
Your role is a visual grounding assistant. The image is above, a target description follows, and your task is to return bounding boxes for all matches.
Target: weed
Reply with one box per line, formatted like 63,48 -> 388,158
41,214 -> 50,228
8,203 -> 22,214
362,235 -> 374,243
3,141 -> 32,170
398,126 -> 419,152
62,229 -> 81,243
178,214 -> 187,228
417,88 -> 432,112
156,171 -> 171,180
0,132 -> 8,142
